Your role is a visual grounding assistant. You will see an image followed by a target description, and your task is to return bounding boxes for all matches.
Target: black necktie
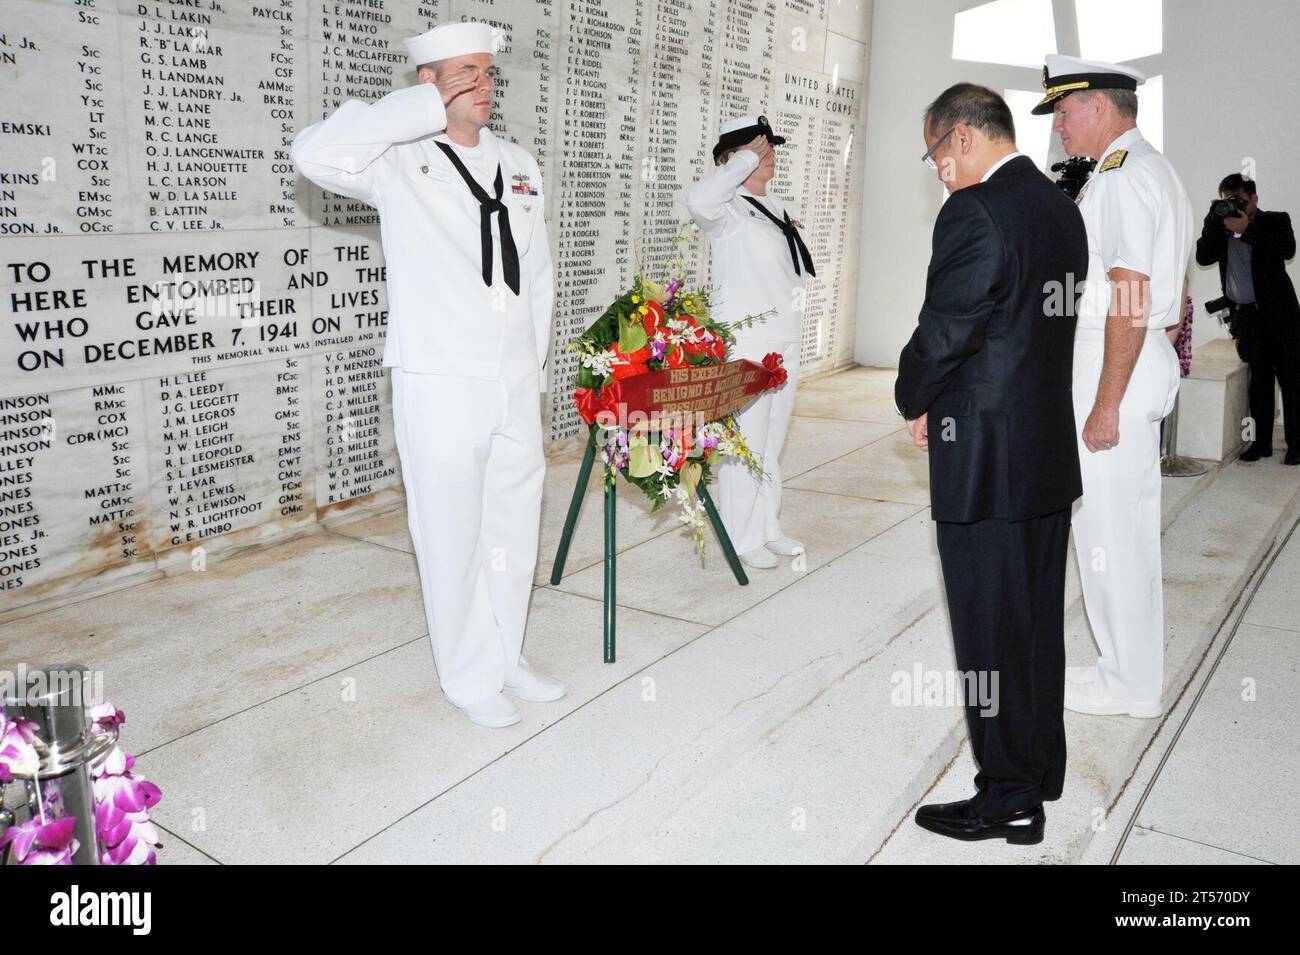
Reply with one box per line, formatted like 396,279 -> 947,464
742,195 -> 816,278
433,141 -> 521,295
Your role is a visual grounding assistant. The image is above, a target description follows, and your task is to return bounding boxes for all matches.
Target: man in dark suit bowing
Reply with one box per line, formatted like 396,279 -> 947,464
895,84 -> 1089,845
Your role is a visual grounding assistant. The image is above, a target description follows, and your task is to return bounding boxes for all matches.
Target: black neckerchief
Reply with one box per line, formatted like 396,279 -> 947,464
433,140 -> 520,295
741,195 -> 815,277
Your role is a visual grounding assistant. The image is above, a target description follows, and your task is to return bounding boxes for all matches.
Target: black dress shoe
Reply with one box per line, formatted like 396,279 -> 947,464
1239,443 -> 1272,462
1285,449 -> 1300,466
914,797 -> 1045,844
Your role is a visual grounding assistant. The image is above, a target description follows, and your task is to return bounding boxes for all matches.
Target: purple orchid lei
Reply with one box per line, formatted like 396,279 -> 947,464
0,717 -> 40,782
602,427 -> 630,471
0,702 -> 163,865
0,816 -> 79,865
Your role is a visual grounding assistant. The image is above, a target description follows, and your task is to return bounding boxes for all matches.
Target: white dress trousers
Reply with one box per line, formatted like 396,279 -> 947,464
391,348 -> 544,708
1071,126 -> 1193,705
685,149 -> 808,555
1070,327 -> 1180,704
715,337 -> 801,554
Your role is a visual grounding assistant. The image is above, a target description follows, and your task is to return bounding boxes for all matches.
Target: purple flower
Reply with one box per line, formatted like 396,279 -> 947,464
1176,296 -> 1193,378
650,335 -> 667,361
88,701 -> 125,733
102,838 -> 158,866
661,434 -> 684,470
92,743 -> 128,779
0,816 -> 79,865
84,704 -> 164,865
95,799 -> 162,866
0,717 -> 40,782
93,770 -> 162,814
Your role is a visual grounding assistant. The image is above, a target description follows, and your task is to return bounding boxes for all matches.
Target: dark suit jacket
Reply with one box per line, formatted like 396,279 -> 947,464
895,155 -> 1088,524
1194,208 -> 1299,322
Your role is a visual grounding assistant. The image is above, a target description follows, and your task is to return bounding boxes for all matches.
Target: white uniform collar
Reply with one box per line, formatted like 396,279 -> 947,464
432,126 -> 502,181
981,151 -> 1024,182
1097,126 -> 1143,161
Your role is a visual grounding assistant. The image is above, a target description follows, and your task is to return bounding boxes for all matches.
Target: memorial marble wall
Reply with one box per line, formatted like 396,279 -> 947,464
0,0 -> 871,615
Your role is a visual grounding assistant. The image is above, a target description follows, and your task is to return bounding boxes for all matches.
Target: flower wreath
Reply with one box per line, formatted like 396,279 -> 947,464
567,226 -> 788,556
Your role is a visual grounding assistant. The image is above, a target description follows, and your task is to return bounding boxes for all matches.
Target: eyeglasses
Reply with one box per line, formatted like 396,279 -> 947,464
921,127 -> 955,170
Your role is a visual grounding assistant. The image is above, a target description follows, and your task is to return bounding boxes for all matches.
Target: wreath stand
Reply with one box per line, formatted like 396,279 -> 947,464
549,435 -> 749,664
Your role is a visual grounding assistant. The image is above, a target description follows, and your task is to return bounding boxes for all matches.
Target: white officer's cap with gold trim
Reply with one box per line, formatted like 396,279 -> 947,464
1032,54 -> 1145,115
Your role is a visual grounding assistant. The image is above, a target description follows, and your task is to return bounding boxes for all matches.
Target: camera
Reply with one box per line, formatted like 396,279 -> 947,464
1052,156 -> 1096,201
1211,196 -> 1248,219
1204,294 -> 1240,339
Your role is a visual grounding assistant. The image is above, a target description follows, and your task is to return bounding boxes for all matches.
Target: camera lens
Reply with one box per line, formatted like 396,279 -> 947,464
1211,199 -> 1236,218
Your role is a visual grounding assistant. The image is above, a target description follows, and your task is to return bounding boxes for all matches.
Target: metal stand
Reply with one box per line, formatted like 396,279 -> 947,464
550,437 -> 749,663
1160,391 -> 1208,477
1,664 -> 115,865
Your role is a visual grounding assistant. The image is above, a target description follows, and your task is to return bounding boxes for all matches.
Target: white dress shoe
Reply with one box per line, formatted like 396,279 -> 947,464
740,546 -> 780,569
1064,679 -> 1161,718
504,660 -> 567,703
1066,665 -> 1098,685
459,692 -> 521,728
765,536 -> 805,556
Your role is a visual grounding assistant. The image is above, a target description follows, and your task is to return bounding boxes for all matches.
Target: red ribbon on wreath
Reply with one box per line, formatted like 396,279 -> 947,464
762,352 -> 788,389
574,380 -> 624,426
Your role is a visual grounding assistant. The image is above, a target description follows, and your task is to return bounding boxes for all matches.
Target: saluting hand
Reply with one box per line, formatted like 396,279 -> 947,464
1083,404 -> 1120,453
434,65 -> 480,107
741,134 -> 771,161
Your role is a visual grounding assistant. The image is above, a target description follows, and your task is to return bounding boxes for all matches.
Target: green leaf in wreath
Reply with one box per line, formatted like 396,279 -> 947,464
679,461 -> 701,497
618,312 -> 648,354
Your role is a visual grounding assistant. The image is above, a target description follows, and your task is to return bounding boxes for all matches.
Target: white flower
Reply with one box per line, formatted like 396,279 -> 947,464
581,350 -> 617,378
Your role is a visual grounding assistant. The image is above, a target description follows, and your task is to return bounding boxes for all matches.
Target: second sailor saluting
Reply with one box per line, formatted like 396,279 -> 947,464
686,115 -> 814,570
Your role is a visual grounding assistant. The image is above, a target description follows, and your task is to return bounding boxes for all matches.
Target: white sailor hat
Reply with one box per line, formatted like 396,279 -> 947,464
1032,54 -> 1145,114
713,115 -> 786,160
404,21 -> 502,66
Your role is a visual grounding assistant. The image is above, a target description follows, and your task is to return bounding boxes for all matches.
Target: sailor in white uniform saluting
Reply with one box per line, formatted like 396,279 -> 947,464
1035,54 -> 1194,718
290,21 -> 565,728
685,115 -> 814,570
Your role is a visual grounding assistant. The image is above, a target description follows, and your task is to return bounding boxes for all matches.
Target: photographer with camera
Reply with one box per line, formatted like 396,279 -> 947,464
1195,173 -> 1300,464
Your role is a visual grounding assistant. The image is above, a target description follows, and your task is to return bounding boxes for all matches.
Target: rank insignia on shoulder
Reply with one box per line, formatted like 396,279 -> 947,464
1097,149 -> 1128,173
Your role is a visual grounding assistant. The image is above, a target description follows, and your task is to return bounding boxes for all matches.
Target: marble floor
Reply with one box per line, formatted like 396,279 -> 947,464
2,365 -> 1297,864
1080,509 -> 1300,866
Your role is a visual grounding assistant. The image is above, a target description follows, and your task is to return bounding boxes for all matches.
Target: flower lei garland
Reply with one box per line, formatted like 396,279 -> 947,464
568,226 -> 786,557
0,701 -> 163,865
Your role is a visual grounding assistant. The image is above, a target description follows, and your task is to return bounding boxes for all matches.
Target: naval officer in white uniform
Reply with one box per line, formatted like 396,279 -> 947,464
290,22 -> 565,728
1035,55 -> 1193,718
685,116 -> 813,570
